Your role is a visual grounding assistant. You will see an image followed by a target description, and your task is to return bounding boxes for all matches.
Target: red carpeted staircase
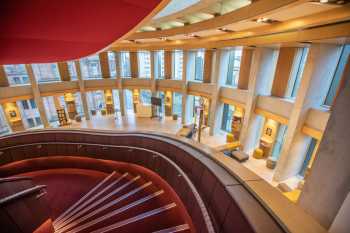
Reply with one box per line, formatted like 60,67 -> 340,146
47,171 -> 191,233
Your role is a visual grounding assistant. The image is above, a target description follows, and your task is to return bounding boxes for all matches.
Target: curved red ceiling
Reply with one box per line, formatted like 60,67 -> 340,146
0,0 -> 162,64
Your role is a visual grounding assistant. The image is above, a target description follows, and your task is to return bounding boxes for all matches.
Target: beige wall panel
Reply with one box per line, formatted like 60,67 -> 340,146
164,50 -> 172,79
84,79 -> 118,91
156,79 -> 183,92
219,87 -> 248,106
99,52 -> 111,78
122,78 -> 152,90
39,81 -> 80,95
129,51 -> 139,78
304,108 -> 330,132
0,86 -> 32,100
256,95 -> 294,120
58,62 -> 71,81
203,50 -> 214,83
0,66 -> 9,87
188,82 -> 215,97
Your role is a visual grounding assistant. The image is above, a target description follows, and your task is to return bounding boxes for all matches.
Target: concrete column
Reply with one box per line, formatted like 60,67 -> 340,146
181,51 -> 189,124
0,66 -> 9,87
164,50 -> 172,79
239,48 -> 279,153
26,64 -> 50,128
99,52 -> 111,78
75,61 -> 90,120
118,89 -> 126,116
129,51 -> 139,78
271,47 -> 299,97
203,49 -> 214,83
57,62 -> 71,81
238,48 -> 254,90
273,44 -> 343,182
208,49 -> 222,135
294,46 -> 348,229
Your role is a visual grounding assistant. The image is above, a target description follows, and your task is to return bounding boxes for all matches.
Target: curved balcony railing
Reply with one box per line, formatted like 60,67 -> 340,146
0,129 -> 326,233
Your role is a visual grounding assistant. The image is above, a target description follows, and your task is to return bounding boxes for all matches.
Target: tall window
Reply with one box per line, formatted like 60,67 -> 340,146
4,64 -> 29,85
43,96 -> 58,123
67,61 -> 78,81
108,51 -> 117,77
124,89 -> 134,113
80,55 -> 102,79
285,48 -> 309,98
172,50 -> 183,80
299,138 -> 318,177
120,52 -> 131,78
74,92 -> 84,116
324,44 -> 350,106
140,89 -> 152,105
225,49 -> 242,87
138,51 -> 151,78
32,63 -> 60,83
221,104 -> 235,132
17,99 -> 42,129
87,91 -> 105,111
194,50 -> 204,81
172,92 -> 182,116
155,50 -> 165,79
271,124 -> 288,159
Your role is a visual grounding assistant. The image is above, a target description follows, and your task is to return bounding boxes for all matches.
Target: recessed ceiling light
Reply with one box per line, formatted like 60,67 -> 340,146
185,33 -> 200,38
254,17 -> 279,24
218,28 -> 234,33
160,37 -> 167,41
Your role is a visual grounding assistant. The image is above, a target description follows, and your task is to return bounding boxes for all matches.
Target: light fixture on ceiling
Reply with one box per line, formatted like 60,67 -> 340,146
254,17 -> 279,24
186,33 -> 200,38
218,28 -> 234,33
160,37 -> 168,41
317,0 -> 347,4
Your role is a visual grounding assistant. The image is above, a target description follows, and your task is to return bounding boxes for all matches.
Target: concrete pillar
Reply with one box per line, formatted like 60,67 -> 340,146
203,49 -> 214,83
0,66 -> 9,87
238,48 -> 253,90
208,49 -> 222,135
26,64 -> 50,128
164,50 -> 172,79
271,47 -> 299,97
296,45 -> 349,229
99,52 -> 110,78
129,51 -> 139,78
57,62 -> 71,81
273,44 -> 343,182
181,51 -> 189,124
75,61 -> 90,120
118,89 -> 126,116
239,48 -> 279,153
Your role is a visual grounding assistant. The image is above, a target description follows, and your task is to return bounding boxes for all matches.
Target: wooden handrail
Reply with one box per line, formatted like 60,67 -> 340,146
0,185 -> 47,206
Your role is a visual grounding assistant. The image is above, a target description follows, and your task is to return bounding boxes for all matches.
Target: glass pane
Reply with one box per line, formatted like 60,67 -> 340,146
226,49 -> 242,87
194,50 -> 204,81
17,99 -> 42,129
221,104 -> 235,132
4,64 -> 30,86
172,50 -> 183,80
67,61 -> 78,81
108,51 -> 117,77
140,89 -> 152,105
155,50 -> 165,79
0,106 -> 10,135
138,51 -> 151,78
32,63 -> 60,83
172,92 -> 182,115
43,96 -> 58,123
120,52 -> 131,78
80,55 -> 102,79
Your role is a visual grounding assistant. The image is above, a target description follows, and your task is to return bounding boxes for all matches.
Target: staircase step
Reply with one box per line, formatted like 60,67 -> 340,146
152,224 -> 191,233
55,173 -> 137,232
88,203 -> 177,233
66,190 -> 165,233
53,171 -> 117,227
59,181 -> 154,233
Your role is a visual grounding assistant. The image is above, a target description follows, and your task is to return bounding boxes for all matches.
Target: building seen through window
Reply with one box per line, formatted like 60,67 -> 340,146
194,50 -> 204,81
221,104 -> 235,132
32,63 -> 60,83
4,64 -> 30,86
154,50 -> 165,79
108,51 -> 117,77
17,99 -> 42,129
138,51 -> 151,78
120,52 -> 131,78
80,55 -> 102,79
225,48 -> 242,87
172,50 -> 183,80
67,61 -> 78,81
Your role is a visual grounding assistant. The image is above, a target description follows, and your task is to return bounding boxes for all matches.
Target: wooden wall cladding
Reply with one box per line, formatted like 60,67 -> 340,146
0,130 -> 284,233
